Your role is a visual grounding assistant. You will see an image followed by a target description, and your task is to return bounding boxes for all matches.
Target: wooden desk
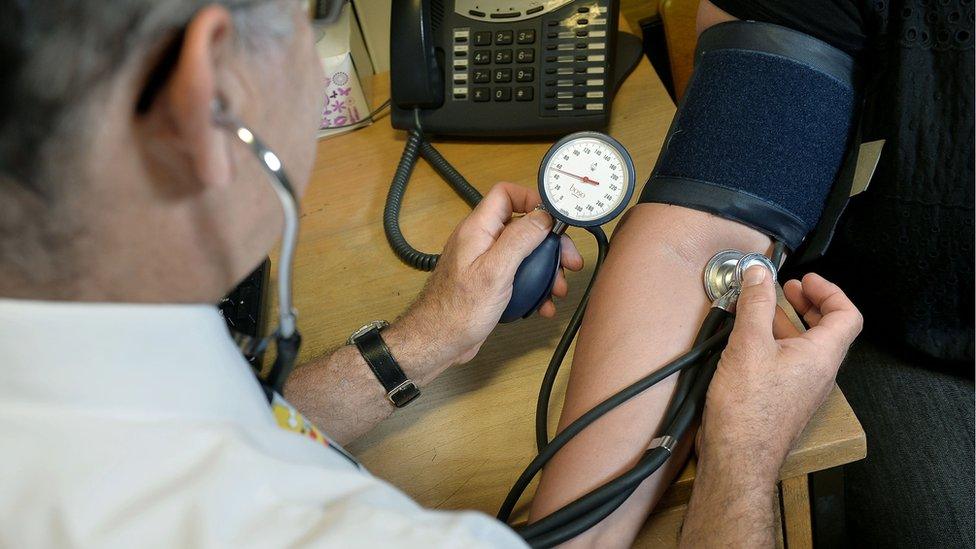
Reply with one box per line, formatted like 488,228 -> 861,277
289,21 -> 865,547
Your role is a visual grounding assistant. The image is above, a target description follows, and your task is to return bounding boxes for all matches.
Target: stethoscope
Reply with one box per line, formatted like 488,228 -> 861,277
221,112 -> 782,547
213,104 -> 302,402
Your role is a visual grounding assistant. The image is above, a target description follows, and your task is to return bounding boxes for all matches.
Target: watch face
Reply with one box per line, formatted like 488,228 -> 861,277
538,132 -> 636,227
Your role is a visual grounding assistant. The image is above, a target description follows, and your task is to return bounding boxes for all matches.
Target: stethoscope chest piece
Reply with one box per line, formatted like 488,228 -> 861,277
703,249 -> 779,303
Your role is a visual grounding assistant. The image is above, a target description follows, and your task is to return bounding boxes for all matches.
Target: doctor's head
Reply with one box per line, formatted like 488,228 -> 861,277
0,0 -> 326,303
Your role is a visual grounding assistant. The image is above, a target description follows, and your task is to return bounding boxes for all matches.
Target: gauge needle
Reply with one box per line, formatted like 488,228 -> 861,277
554,168 -> 600,186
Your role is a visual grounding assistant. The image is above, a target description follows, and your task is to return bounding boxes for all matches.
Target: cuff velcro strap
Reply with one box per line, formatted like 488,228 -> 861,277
639,21 -> 859,250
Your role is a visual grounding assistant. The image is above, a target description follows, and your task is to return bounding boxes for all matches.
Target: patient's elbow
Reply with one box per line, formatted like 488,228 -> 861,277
614,202 -> 774,268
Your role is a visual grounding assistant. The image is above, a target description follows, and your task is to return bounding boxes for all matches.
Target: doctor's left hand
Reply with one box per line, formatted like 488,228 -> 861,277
393,183 -> 584,371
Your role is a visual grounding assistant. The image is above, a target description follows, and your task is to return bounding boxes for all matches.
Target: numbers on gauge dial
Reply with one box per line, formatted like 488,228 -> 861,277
543,138 -> 628,222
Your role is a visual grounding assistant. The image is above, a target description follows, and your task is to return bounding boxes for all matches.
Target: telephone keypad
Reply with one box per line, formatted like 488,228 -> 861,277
494,49 -> 513,64
493,68 -> 512,83
447,0 -> 609,119
494,30 -> 514,45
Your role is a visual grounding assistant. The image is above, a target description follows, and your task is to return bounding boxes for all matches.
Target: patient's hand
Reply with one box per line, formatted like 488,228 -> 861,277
699,267 -> 863,482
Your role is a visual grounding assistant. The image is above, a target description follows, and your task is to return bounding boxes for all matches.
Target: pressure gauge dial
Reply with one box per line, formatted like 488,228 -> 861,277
538,132 -> 636,228
500,132 -> 636,323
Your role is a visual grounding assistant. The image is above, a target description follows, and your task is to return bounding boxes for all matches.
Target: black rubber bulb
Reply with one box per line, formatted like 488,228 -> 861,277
500,231 -> 562,323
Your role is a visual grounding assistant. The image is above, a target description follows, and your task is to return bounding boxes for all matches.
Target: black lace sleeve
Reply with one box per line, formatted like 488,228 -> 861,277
708,0 -> 870,57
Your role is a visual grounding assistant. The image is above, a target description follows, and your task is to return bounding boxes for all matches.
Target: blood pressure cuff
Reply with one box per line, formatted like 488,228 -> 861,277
639,21 -> 858,250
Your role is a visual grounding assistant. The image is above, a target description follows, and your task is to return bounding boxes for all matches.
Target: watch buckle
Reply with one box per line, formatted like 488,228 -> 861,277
387,379 -> 420,407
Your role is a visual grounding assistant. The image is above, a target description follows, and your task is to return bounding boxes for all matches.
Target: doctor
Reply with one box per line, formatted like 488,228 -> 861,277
0,1 -> 861,547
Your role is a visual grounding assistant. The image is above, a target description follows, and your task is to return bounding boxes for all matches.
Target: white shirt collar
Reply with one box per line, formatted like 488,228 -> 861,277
0,299 -> 275,428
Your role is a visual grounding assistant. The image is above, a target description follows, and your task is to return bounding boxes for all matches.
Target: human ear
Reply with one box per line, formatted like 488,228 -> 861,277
144,5 -> 240,190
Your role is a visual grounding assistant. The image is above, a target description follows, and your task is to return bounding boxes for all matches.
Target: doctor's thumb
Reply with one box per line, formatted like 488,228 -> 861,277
488,209 -> 553,276
731,265 -> 777,341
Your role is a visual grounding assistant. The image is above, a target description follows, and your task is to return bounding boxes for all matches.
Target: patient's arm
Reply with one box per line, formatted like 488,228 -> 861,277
527,3 -> 756,544
528,203 -> 772,546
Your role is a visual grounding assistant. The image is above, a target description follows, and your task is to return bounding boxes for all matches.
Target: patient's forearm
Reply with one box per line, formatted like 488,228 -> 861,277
528,203 -> 771,546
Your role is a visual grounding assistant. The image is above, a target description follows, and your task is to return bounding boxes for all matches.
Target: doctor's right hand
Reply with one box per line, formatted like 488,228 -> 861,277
388,183 -> 583,380
696,267 -> 863,485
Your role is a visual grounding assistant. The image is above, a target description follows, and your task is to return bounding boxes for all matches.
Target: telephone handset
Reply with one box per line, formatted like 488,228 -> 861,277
391,0 -> 637,136
390,0 -> 444,110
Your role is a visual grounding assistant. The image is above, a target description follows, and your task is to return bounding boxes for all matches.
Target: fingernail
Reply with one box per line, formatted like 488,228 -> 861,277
743,265 -> 767,287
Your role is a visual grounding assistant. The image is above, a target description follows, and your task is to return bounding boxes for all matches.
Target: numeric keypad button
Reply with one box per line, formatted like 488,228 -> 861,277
516,48 -> 534,63
472,69 -> 491,83
516,29 -> 536,44
494,49 -> 513,64
473,50 -> 491,64
493,68 -> 513,82
493,87 -> 512,101
494,30 -> 514,45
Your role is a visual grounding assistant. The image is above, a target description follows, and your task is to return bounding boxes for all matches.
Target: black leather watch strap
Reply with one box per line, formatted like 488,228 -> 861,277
350,324 -> 420,407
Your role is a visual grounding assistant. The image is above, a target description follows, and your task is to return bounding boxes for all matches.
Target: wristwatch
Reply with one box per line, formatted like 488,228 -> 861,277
347,321 -> 420,407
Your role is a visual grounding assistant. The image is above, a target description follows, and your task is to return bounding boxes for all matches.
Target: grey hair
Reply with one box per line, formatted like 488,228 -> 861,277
0,0 -> 295,192
0,0 -> 298,288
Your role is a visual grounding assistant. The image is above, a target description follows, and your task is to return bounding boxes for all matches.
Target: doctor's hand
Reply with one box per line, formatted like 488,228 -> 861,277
392,183 -> 583,374
696,268 -> 863,482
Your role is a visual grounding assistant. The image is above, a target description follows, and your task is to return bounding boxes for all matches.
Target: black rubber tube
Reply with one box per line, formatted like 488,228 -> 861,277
497,318 -> 733,522
535,226 -> 609,452
525,484 -> 639,548
515,321 -> 728,543
519,344 -> 725,546
660,308 -> 728,430
518,446 -> 673,542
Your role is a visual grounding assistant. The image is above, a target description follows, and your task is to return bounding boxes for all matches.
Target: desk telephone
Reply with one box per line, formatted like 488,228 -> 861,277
390,0 -> 641,136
